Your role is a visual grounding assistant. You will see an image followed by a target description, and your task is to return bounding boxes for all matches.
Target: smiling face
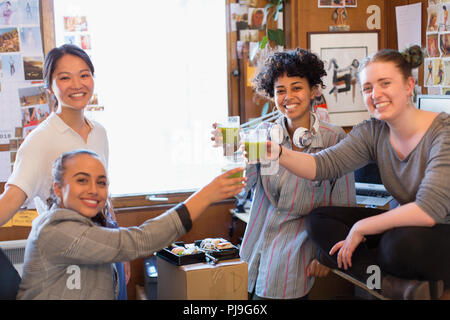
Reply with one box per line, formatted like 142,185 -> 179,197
274,74 -> 314,122
359,61 -> 415,121
53,153 -> 108,219
49,54 -> 94,111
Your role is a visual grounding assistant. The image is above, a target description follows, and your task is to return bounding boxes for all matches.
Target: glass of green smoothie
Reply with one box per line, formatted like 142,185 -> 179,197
240,129 -> 268,164
217,116 -> 240,156
221,155 -> 246,184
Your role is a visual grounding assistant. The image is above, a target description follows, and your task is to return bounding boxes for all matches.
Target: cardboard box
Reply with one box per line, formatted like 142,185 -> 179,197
157,258 -> 248,300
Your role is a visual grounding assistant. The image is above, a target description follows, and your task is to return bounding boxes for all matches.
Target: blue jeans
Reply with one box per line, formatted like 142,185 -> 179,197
116,262 -> 127,300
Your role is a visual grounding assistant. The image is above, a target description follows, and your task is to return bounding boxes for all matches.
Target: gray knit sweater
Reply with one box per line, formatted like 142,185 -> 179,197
313,112 -> 449,224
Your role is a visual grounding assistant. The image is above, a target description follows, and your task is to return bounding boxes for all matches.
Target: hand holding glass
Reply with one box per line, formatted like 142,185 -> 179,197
240,129 -> 268,164
216,116 -> 240,156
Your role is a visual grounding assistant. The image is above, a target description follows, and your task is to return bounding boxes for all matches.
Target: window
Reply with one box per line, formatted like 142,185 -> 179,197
53,0 -> 228,196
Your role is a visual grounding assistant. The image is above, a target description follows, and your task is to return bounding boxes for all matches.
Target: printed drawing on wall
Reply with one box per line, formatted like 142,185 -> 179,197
308,31 -> 379,126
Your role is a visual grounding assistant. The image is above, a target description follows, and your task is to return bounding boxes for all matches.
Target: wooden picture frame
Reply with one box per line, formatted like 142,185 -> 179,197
308,31 -> 380,126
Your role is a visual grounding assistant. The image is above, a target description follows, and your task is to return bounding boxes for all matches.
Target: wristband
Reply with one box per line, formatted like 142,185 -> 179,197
174,202 -> 192,232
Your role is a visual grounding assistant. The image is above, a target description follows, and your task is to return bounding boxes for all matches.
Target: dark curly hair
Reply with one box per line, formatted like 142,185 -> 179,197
252,48 -> 327,98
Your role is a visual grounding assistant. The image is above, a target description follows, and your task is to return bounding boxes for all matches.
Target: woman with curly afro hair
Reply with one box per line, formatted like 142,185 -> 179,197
234,48 -> 356,300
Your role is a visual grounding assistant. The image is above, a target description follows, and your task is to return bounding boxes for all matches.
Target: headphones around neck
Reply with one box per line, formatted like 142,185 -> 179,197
268,112 -> 319,148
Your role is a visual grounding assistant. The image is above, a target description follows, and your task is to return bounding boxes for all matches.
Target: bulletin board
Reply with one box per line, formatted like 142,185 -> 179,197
0,0 -> 47,183
424,0 -> 450,94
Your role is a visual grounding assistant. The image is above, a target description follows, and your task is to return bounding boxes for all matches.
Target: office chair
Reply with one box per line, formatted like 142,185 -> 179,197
0,248 -> 21,300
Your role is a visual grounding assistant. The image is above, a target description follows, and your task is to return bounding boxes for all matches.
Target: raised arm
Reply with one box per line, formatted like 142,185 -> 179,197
267,141 -> 317,180
0,185 -> 27,226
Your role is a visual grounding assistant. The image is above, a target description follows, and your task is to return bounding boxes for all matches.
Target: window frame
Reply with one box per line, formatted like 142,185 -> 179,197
39,0 -> 238,209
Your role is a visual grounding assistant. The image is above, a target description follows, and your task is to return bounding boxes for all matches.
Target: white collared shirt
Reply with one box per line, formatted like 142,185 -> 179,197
7,112 -> 109,214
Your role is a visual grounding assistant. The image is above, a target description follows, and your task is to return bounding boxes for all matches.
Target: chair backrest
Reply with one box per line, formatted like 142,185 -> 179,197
0,248 -> 21,300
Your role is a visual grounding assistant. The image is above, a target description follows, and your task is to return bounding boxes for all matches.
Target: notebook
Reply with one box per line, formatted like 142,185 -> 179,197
354,163 -> 392,207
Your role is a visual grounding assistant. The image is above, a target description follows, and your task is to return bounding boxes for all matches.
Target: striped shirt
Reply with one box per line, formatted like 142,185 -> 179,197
239,115 -> 356,299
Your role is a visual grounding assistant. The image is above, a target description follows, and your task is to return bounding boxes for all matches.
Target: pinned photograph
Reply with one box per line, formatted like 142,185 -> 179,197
21,106 -> 39,127
230,3 -> 249,32
64,16 -> 88,32
21,104 -> 49,128
319,0 -> 345,8
23,56 -> 43,80
0,27 -> 20,52
18,85 -> 47,107
249,8 -> 265,30
64,35 -> 76,45
240,29 -> 250,42
80,34 -> 91,50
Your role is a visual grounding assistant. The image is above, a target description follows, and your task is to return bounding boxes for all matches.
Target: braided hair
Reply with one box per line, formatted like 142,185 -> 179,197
47,149 -> 111,227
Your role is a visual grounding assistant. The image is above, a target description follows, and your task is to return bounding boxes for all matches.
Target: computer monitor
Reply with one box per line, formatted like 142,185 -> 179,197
416,94 -> 450,113
354,162 -> 382,184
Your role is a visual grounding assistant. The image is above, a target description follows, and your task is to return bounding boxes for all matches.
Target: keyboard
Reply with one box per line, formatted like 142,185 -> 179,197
356,189 -> 391,197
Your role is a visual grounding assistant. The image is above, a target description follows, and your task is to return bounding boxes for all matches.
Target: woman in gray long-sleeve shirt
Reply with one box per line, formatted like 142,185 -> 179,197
264,45 -> 450,300
17,149 -> 246,299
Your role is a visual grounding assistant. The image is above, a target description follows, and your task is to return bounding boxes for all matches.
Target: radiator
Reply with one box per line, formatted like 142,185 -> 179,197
0,239 -> 27,277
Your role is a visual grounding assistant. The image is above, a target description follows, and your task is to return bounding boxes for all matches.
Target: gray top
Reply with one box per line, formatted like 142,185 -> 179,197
17,206 -> 188,299
313,112 -> 450,224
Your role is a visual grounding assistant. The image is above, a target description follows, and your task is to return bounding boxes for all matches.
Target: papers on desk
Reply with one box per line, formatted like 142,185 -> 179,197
231,209 -> 249,224
1,210 -> 38,228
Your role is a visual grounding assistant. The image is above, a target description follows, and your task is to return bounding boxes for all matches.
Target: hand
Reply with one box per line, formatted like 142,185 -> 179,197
306,259 -> 330,278
210,122 -> 223,147
241,140 -> 281,164
329,224 -> 366,270
202,167 -> 247,204
123,261 -> 131,285
266,140 -> 281,161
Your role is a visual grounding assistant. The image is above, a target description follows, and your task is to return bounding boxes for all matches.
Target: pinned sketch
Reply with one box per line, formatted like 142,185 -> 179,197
0,0 -> 18,25
1,54 -> 23,80
425,58 -> 434,86
443,60 -> 450,86
19,26 -> 43,55
427,6 -> 439,32
439,32 -> 450,56
427,33 -> 440,57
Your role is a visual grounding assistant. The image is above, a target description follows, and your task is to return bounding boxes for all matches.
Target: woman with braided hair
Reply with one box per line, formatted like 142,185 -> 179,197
260,45 -> 450,300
